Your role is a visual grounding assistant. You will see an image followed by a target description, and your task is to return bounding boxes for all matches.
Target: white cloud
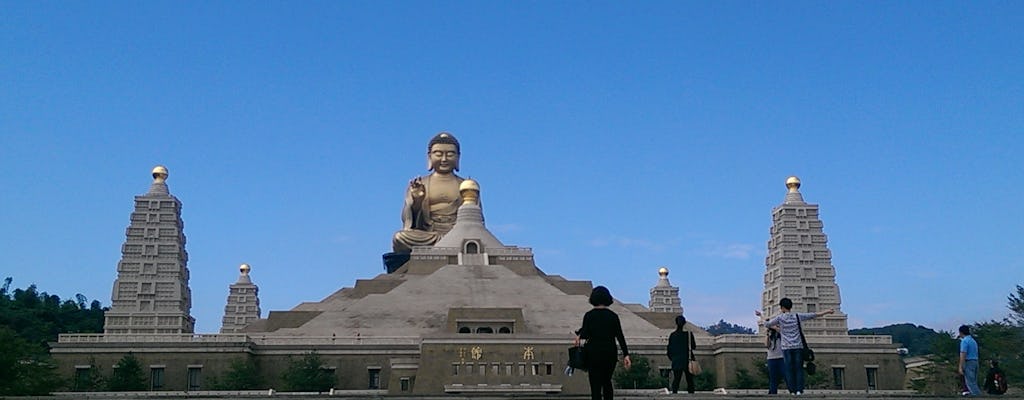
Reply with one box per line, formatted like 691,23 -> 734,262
587,235 -> 679,252
695,241 -> 757,260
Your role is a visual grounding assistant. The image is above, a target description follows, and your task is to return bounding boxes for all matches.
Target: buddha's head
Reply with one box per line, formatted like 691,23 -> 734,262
427,132 -> 460,173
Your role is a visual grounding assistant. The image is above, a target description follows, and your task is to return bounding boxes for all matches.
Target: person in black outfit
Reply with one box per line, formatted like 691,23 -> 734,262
575,286 -> 631,400
666,315 -> 696,394
984,360 -> 1007,395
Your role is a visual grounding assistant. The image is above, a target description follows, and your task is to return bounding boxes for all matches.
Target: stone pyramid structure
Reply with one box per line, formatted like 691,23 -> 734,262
648,267 -> 683,314
220,263 -> 262,333
245,179 -> 689,338
760,176 -> 849,335
103,166 -> 195,334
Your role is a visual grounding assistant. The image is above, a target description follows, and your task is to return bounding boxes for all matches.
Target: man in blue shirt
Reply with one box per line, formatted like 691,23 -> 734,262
958,325 -> 981,396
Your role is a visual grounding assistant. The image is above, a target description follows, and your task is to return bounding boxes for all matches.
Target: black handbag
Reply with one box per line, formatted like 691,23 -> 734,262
795,315 -> 815,361
568,345 -> 587,371
796,314 -> 816,366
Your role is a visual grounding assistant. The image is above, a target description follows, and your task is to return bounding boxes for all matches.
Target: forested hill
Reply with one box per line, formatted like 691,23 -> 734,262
0,277 -> 106,350
849,323 -> 945,356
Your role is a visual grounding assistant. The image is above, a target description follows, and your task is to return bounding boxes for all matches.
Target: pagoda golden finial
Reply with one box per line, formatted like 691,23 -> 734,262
460,178 -> 480,205
658,267 -> 669,277
240,263 -> 251,275
786,176 -> 801,193
152,165 -> 168,183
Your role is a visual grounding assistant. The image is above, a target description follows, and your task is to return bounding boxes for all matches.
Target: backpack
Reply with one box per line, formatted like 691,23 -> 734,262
992,371 -> 1007,395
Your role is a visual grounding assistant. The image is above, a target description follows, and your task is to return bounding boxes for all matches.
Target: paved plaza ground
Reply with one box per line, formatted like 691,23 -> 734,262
9,389 -> 1023,400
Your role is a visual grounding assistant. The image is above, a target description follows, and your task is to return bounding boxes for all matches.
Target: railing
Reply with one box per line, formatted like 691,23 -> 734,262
247,335 -> 420,345
58,333 -> 421,346
709,333 -> 892,345
59,333 -> 890,346
58,333 -> 247,343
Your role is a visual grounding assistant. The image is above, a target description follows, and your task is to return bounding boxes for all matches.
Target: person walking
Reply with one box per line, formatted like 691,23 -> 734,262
666,315 -> 696,394
764,298 -> 834,395
958,325 -> 982,396
575,286 -> 631,400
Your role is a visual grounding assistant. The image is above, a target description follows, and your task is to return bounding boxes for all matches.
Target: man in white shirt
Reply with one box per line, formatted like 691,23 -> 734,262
765,298 -> 834,395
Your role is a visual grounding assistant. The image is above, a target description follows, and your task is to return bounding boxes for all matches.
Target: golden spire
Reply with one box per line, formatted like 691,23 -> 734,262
152,165 -> 168,183
239,263 -> 251,275
658,267 -> 669,277
786,176 -> 801,193
460,178 -> 480,205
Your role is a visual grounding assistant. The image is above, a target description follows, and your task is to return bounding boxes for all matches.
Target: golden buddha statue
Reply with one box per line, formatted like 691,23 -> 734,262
392,132 -> 465,252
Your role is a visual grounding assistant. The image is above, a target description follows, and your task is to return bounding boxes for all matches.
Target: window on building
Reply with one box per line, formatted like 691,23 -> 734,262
74,367 -> 91,391
400,377 -> 411,391
452,363 -> 460,376
186,367 -> 201,391
492,363 -> 500,375
531,363 -> 539,375
458,327 -> 471,334
478,364 -> 486,376
545,363 -> 553,375
476,327 -> 493,334
465,241 -> 479,254
806,303 -> 817,312
832,367 -> 845,389
151,367 -> 164,390
518,363 -> 526,376
368,368 -> 381,389
866,367 -> 878,390
498,326 -> 512,334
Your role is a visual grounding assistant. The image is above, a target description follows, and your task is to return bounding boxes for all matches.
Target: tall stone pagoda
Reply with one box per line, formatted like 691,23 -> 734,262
220,263 -> 262,333
103,166 -> 195,334
648,267 -> 683,314
760,176 -> 848,335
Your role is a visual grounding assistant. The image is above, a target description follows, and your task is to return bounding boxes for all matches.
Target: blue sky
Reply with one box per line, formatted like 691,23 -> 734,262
2,2 -> 1021,334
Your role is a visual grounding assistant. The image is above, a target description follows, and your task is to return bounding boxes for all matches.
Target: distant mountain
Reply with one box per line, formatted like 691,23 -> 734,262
704,319 -> 756,336
849,323 -> 945,356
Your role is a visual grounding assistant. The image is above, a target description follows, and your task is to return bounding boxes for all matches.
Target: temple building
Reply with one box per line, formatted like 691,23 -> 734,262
102,166 -> 195,334
760,176 -> 848,335
648,267 -> 683,314
219,263 -> 261,334
51,135 -> 906,394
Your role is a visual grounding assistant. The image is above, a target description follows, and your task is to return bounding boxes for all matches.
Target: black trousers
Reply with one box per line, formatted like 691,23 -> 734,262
588,362 -> 616,400
671,367 -> 695,393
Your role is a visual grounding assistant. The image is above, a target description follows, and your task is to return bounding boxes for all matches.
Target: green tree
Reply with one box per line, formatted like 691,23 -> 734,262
850,323 -> 945,356
1008,284 -> 1024,327
733,366 -> 760,389
0,277 -> 106,351
107,353 -> 147,391
210,358 -> 264,390
72,358 -> 107,392
732,359 -> 770,389
693,369 -> 717,391
0,326 -> 64,395
281,352 -> 336,392
704,320 -> 756,335
612,355 -> 667,389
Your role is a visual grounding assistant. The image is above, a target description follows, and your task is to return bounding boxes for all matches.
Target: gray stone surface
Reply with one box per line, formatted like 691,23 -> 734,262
760,177 -> 849,335
220,264 -> 261,333
648,268 -> 682,314
103,167 -> 195,334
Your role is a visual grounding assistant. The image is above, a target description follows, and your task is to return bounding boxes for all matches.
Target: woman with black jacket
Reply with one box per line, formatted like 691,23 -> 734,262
575,286 -> 631,400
